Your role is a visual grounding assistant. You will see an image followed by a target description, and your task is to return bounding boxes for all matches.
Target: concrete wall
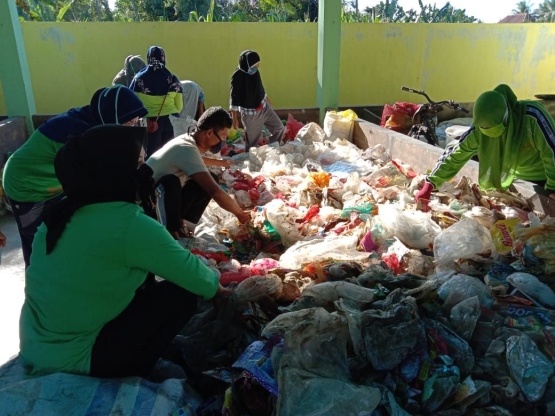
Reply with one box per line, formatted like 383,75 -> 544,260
1,22 -> 555,114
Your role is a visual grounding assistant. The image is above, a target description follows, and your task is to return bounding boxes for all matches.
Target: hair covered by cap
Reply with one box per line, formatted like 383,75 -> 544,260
473,90 -> 507,128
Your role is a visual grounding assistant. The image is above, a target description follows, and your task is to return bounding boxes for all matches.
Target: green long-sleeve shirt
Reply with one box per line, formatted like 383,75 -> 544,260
428,102 -> 555,192
20,202 -> 218,375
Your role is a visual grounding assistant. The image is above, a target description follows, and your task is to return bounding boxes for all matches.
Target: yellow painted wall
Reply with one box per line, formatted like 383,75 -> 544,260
340,24 -> 555,106
1,22 -> 555,115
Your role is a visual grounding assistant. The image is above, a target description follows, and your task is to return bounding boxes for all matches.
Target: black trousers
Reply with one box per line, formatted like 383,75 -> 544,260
8,194 -> 65,268
156,172 -> 218,232
146,115 -> 174,158
90,280 -> 197,378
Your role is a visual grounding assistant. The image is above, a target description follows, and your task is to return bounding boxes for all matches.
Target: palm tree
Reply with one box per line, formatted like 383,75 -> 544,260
512,0 -> 533,14
536,0 -> 555,21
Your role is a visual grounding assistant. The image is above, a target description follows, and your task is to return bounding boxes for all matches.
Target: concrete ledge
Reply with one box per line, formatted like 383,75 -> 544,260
0,117 -> 28,168
353,119 -> 555,217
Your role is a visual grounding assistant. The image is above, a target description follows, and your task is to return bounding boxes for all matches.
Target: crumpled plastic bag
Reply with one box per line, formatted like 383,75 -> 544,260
438,273 -> 494,309
283,113 -> 304,143
377,204 -> 442,249
235,275 -> 283,302
424,318 -> 475,375
380,102 -> 421,134
295,122 -> 325,145
506,334 -> 554,402
323,109 -> 357,142
463,206 -> 496,229
283,281 -> 374,312
264,199 -> 304,248
513,225 -> 555,275
344,290 -> 425,371
279,236 -> 369,270
275,367 -> 381,416
263,307 -> 350,380
506,272 -> 555,308
450,296 -> 481,341
434,218 -> 496,267
365,161 -> 410,189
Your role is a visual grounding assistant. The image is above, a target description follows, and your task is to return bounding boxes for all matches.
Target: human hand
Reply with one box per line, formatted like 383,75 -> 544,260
415,181 -> 434,212
216,284 -> 233,297
236,210 -> 252,224
0,231 -> 6,248
222,159 -> 233,169
549,193 -> 555,201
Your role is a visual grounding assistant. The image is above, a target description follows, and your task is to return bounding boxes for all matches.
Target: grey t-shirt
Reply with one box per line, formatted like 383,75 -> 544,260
146,134 -> 208,183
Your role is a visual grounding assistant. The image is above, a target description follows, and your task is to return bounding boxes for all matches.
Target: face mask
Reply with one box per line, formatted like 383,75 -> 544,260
479,108 -> 509,138
211,141 -> 223,154
480,123 -> 506,138
248,67 -> 258,75
210,130 -> 224,154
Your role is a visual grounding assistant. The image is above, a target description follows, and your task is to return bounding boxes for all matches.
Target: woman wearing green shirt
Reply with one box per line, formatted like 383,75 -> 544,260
20,125 -> 228,377
415,84 -> 555,210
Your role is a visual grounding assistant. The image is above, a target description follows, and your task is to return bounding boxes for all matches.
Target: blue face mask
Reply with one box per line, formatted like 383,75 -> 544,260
248,67 -> 258,75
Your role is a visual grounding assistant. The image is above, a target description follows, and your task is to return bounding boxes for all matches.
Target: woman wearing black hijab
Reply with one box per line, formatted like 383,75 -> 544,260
229,50 -> 285,151
19,125 -> 229,377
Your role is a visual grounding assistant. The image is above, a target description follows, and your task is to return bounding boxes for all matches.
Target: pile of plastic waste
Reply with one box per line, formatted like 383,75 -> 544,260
168,119 -> 555,415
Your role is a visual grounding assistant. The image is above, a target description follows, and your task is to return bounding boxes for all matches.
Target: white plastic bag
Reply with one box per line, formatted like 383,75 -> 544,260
279,235 -> 369,269
378,204 -> 442,249
434,218 -> 496,267
169,115 -> 197,137
295,122 -> 325,144
323,110 -> 357,142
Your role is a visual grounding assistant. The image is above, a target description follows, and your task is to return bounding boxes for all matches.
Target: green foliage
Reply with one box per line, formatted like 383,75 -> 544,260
536,0 -> 555,22
363,0 -> 478,23
15,0 -> 481,23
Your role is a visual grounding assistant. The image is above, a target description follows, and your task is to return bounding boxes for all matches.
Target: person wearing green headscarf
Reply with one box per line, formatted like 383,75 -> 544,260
415,84 -> 555,210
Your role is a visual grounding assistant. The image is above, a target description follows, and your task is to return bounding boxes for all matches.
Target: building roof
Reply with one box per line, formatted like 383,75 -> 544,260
499,13 -> 530,23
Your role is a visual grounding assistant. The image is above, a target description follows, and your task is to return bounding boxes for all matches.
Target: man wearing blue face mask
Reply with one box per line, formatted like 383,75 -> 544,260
415,84 -> 555,211
230,50 -> 285,151
146,107 -> 251,239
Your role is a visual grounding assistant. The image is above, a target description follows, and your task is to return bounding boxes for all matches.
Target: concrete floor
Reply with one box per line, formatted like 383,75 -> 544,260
0,214 -> 25,366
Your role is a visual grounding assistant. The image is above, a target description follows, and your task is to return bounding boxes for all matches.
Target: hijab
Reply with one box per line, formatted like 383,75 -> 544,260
230,50 -> 265,109
112,55 -> 147,88
130,46 -> 182,96
472,84 -> 528,190
43,125 -> 154,254
39,86 -> 147,144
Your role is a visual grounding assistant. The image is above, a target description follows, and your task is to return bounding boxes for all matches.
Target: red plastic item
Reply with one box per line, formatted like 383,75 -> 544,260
296,205 -> 320,223
382,253 -> 401,275
220,271 -> 252,285
191,249 -> 230,264
232,182 -> 251,191
284,113 -> 304,142
248,189 -> 261,204
380,102 -> 421,134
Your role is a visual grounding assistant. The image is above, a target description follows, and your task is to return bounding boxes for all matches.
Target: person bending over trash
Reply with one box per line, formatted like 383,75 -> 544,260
19,124 -> 231,378
112,55 -> 147,88
415,84 -> 555,211
179,80 -> 205,121
130,46 -> 183,158
2,85 -> 147,268
230,50 -> 284,151
147,107 -> 251,239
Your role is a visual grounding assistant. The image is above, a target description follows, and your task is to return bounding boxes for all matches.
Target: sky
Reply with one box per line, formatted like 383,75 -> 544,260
357,0 -> 517,23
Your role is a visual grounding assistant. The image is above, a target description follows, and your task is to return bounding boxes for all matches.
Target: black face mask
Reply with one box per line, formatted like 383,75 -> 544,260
211,130 -> 224,154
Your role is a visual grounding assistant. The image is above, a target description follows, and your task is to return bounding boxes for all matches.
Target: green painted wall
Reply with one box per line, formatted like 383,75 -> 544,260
1,22 -> 554,115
